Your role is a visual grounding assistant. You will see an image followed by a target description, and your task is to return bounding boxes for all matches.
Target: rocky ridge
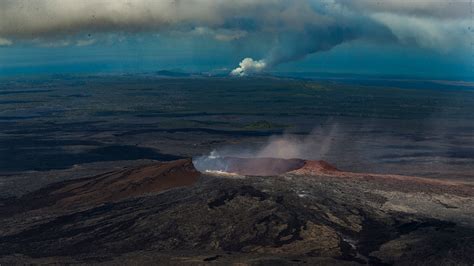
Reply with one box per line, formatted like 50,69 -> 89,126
0,158 -> 473,265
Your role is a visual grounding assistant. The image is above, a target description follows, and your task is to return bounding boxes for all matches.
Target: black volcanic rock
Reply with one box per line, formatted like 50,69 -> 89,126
0,159 -> 473,265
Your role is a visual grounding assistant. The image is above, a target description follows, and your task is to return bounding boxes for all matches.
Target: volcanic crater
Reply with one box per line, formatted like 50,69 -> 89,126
0,157 -> 473,265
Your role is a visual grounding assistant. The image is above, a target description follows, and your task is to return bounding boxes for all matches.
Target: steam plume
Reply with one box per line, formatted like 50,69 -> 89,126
193,124 -> 339,173
231,58 -> 267,76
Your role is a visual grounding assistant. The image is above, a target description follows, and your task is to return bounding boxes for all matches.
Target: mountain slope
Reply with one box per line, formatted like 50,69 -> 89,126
0,158 -> 473,265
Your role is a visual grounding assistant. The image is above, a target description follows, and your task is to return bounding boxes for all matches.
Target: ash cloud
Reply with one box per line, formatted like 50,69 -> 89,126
0,0 -> 469,74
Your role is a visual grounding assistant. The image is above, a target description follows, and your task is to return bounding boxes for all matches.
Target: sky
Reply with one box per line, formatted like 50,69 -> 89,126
0,0 -> 472,79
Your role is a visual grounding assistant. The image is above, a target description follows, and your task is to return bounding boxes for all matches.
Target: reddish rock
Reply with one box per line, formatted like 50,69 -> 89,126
222,157 -> 305,176
44,159 -> 200,209
289,160 -> 340,175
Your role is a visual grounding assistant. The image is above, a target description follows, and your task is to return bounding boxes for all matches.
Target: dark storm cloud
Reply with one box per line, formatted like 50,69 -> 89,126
0,0 -> 469,74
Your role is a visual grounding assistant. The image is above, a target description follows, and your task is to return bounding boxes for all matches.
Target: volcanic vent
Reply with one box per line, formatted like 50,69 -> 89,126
193,156 -> 338,176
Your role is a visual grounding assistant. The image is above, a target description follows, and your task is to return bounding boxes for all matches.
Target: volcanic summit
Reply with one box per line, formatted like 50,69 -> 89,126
0,158 -> 473,265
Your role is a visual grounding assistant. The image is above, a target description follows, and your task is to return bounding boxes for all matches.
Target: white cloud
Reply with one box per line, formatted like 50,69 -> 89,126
0,37 -> 12,46
191,27 -> 247,42
335,0 -> 471,19
36,39 -> 71,47
214,30 -> 247,42
76,39 -> 96,47
372,13 -> 470,51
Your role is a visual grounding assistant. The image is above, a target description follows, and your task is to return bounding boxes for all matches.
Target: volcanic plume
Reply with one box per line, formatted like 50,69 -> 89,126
194,125 -> 340,174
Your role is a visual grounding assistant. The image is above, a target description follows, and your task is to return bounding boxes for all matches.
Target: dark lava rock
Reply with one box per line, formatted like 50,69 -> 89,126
0,158 -> 473,265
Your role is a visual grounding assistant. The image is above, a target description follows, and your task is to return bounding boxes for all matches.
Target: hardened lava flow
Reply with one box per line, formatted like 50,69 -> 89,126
0,157 -> 473,265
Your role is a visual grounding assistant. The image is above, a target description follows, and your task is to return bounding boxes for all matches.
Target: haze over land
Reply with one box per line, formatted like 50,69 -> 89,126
1,76 -> 473,196
1,1 -> 473,265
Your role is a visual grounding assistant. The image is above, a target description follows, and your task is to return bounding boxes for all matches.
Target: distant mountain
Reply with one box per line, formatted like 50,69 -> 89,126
155,70 -> 192,77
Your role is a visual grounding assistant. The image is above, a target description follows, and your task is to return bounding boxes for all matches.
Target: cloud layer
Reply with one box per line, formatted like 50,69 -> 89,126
0,0 -> 469,74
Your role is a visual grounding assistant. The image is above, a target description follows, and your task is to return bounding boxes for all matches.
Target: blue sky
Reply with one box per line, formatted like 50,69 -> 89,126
0,0 -> 472,79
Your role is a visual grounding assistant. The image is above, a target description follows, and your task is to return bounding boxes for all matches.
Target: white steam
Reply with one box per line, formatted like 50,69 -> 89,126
231,58 -> 267,76
257,125 -> 338,159
193,124 -> 339,173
